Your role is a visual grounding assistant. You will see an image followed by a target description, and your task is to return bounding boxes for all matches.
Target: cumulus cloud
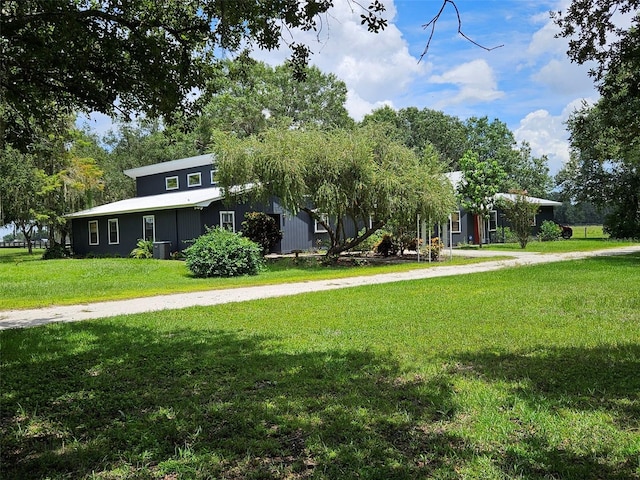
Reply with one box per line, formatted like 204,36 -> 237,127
346,90 -> 394,121
253,0 -> 425,117
428,59 -> 504,106
532,59 -> 595,94
514,98 -> 595,174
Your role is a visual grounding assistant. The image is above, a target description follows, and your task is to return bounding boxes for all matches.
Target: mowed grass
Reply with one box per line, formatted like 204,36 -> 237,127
485,237 -> 638,253
0,249 -> 501,310
1,254 -> 639,479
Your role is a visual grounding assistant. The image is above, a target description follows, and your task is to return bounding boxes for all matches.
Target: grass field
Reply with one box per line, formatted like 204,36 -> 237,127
0,249 -> 502,310
485,237 -> 638,253
2,237 -> 638,310
1,253 -> 639,479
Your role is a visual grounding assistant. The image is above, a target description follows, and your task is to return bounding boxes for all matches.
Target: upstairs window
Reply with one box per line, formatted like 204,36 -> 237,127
165,176 -> 179,190
187,172 -> 202,187
210,169 -> 218,186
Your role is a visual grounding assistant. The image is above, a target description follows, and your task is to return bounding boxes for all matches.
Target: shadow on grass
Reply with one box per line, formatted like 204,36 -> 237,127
1,321 -> 470,479
453,343 -> 640,479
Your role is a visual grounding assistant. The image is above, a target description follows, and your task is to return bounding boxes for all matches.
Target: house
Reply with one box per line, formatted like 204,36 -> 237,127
66,154 -> 332,257
440,171 -> 562,246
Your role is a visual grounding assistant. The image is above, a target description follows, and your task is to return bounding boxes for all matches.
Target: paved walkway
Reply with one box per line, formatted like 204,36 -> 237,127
1,246 -> 639,330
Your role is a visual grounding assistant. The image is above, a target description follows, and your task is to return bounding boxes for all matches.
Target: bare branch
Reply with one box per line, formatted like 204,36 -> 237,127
419,0 -> 504,62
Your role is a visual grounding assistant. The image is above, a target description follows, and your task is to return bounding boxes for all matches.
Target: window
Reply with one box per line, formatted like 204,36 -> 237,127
143,215 -> 155,241
165,176 -> 179,190
220,211 -> 235,232
450,211 -> 461,233
108,218 -> 119,244
187,172 -> 202,187
488,210 -> 497,231
88,220 -> 99,245
314,214 -> 328,233
210,169 -> 218,186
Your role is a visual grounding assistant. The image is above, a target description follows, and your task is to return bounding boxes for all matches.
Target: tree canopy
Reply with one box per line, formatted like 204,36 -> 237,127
213,125 -> 456,256
553,0 -> 639,238
2,0 -> 386,151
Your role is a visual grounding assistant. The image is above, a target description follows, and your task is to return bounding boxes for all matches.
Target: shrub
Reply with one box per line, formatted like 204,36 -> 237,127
375,234 -> 398,257
539,220 -> 562,242
42,242 -> 71,260
424,237 -> 444,261
130,239 -> 153,259
351,228 -> 385,253
241,212 -> 283,254
498,227 -> 519,244
185,227 -> 264,277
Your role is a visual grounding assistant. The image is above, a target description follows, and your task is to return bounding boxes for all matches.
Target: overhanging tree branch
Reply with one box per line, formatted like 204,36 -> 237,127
419,0 -> 504,62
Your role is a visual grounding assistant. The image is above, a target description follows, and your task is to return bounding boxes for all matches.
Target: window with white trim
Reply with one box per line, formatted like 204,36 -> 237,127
108,218 -> 120,244
210,169 -> 218,186
488,210 -> 497,231
88,220 -> 99,245
220,211 -> 235,232
450,211 -> 461,233
143,215 -> 155,241
165,176 -> 179,190
187,172 -> 202,187
314,214 -> 328,233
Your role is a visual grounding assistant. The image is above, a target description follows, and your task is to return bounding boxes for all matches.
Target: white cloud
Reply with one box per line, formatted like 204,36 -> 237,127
428,59 -> 504,106
532,59 -> 595,94
346,90 -> 394,121
253,0 -> 425,117
514,98 -> 595,174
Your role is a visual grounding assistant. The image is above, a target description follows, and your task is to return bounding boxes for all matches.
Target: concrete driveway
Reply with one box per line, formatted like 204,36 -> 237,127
1,245 -> 639,330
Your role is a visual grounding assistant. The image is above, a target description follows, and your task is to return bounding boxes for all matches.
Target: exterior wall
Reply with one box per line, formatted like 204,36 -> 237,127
136,164 -> 217,197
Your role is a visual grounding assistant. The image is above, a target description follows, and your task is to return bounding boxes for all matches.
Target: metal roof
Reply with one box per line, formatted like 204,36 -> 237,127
66,187 -> 224,219
446,171 -> 561,207
123,154 -> 215,179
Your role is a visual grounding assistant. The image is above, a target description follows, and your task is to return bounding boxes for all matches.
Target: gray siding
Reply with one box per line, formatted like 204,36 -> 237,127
136,165 -> 217,197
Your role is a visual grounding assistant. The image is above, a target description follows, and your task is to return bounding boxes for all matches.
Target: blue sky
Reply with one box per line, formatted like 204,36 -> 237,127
80,1 -> 611,176
250,0 -> 601,175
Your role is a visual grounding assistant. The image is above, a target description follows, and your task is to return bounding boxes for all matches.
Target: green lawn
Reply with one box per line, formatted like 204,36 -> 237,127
0,249 -> 502,310
484,237 -> 638,253
1,253 -> 639,479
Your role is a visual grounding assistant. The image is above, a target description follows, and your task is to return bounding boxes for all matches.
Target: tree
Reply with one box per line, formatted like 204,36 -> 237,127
3,0 -> 386,151
398,108 -> 468,168
464,117 -> 552,196
495,190 -> 540,249
214,126 -> 456,257
196,58 -> 353,139
0,147 -> 41,253
557,104 -> 640,238
457,151 -> 506,245
553,1 -> 639,237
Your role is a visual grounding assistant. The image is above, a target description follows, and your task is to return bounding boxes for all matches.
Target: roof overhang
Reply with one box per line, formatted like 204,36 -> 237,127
123,153 -> 215,179
65,187 -> 224,219
445,171 -> 561,207
494,192 -> 562,207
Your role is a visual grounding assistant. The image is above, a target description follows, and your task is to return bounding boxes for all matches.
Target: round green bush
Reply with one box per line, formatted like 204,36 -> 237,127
241,211 -> 282,254
185,227 -> 264,277
539,220 -> 562,242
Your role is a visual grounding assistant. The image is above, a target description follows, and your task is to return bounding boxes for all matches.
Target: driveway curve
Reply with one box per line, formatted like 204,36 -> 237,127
1,246 -> 639,330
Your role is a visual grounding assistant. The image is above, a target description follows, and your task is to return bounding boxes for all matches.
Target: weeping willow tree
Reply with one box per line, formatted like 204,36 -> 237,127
213,125 -> 456,257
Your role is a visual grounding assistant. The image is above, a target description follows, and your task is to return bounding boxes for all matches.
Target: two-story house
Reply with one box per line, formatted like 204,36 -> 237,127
66,154 -> 332,257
